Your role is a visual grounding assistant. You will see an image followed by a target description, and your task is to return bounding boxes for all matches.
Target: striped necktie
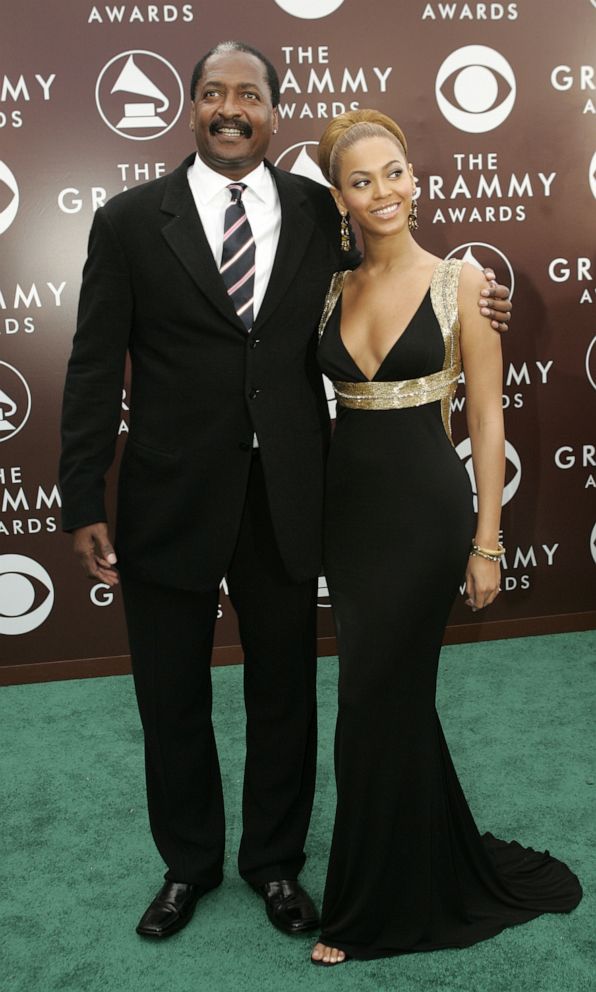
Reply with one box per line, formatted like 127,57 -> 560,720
220,182 -> 255,331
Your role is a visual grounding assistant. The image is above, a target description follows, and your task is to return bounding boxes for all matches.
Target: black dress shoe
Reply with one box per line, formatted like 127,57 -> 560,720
136,881 -> 211,939
251,879 -> 320,935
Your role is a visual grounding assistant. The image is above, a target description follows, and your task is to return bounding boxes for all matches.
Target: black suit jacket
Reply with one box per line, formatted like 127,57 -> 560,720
60,154 -> 357,589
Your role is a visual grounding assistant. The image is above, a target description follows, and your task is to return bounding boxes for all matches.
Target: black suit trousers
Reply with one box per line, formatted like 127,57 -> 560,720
120,452 -> 318,886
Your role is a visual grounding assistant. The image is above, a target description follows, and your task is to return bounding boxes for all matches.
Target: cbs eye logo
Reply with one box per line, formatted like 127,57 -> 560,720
456,438 -> 522,511
586,336 -> 596,391
0,161 -> 19,235
591,522 -> 596,565
0,555 -> 54,635
589,151 -> 596,199
436,46 -> 516,133
273,0 -> 345,17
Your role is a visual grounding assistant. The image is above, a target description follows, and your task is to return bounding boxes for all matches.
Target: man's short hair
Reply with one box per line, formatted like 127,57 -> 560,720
189,41 -> 281,107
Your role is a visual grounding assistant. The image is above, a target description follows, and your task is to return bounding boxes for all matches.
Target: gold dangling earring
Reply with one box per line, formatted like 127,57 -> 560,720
340,212 -> 351,252
408,184 -> 418,232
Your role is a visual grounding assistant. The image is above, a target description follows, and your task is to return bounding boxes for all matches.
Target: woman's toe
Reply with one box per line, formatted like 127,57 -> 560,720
311,941 -> 347,965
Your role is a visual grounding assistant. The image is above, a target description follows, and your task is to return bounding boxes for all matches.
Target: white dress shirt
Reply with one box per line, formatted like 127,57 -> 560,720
187,153 -> 281,319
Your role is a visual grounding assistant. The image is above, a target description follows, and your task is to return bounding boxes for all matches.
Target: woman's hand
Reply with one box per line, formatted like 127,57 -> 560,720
465,556 -> 501,611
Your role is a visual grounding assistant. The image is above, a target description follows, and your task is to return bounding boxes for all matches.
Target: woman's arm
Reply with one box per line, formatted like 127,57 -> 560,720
459,262 -> 505,611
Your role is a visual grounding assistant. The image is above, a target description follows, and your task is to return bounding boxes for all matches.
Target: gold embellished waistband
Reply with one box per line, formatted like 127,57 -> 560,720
333,365 -> 461,411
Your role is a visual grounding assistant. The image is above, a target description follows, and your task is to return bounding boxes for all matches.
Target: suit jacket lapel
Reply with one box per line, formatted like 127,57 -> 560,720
254,163 -> 316,332
160,155 -> 246,332
159,156 -> 317,334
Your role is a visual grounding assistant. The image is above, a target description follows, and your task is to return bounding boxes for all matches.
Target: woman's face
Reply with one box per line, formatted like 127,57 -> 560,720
333,135 -> 414,239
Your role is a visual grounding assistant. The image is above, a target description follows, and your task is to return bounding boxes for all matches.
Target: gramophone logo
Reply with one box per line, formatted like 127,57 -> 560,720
0,161 -> 19,235
317,574 -> 331,608
323,374 -> 337,420
95,50 -> 184,140
0,362 -> 32,443
446,242 -> 515,299
274,141 -> 329,186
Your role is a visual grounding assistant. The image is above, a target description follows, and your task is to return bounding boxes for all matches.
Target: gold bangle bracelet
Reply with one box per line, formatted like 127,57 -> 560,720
470,542 -> 506,562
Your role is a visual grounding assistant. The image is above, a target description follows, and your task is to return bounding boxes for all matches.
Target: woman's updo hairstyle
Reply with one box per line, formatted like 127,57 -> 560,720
318,109 -> 408,187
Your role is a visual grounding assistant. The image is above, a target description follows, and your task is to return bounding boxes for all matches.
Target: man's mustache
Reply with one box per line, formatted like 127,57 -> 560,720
209,118 -> 253,138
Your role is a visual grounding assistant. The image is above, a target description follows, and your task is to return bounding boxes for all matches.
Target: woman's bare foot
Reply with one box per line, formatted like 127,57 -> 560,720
311,941 -> 348,966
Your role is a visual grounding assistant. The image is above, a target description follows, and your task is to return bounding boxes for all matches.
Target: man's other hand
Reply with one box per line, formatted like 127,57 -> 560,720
73,522 -> 119,586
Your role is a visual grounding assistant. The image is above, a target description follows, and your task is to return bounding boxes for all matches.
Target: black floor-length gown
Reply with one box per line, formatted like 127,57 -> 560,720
316,258 -> 581,960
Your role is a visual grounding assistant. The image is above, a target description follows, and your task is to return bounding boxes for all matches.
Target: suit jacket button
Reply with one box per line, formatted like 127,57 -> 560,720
248,388 -> 260,399
250,338 -> 260,349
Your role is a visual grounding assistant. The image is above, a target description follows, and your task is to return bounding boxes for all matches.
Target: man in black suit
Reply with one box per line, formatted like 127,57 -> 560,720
60,41 -> 510,941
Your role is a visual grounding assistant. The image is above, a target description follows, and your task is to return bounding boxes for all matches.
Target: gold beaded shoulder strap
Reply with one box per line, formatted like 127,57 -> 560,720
330,258 -> 464,445
429,257 -> 464,443
318,271 -> 348,342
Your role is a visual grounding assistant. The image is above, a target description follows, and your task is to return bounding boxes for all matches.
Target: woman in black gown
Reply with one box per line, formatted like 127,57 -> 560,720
311,110 -> 582,965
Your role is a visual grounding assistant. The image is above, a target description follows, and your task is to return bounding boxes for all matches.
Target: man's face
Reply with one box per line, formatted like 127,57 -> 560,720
190,51 -> 278,179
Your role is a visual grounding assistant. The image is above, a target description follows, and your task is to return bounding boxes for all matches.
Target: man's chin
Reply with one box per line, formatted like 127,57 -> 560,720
200,146 -> 257,177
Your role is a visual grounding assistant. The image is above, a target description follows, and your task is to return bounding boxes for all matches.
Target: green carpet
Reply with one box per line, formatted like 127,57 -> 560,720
1,631 -> 594,992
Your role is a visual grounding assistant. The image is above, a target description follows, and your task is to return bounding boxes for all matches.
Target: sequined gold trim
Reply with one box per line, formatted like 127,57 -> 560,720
320,259 -> 464,444
333,365 -> 461,411
430,258 -> 463,443
318,270 -> 347,342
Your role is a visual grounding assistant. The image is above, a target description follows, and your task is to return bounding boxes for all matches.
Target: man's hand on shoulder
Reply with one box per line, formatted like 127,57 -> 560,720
478,267 -> 511,333
73,522 -> 119,586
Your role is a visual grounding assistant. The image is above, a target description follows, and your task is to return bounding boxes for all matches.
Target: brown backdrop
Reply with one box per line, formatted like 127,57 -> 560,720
1,0 -> 594,684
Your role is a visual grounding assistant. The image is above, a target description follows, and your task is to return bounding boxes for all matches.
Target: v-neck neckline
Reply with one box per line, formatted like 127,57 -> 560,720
337,262 -> 442,383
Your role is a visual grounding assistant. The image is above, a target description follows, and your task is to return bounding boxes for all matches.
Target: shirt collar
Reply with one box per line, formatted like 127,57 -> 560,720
189,153 -> 273,205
